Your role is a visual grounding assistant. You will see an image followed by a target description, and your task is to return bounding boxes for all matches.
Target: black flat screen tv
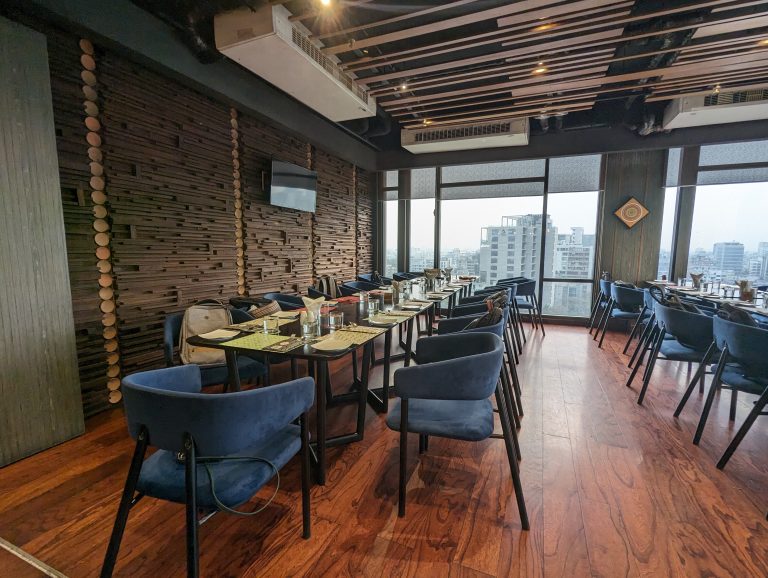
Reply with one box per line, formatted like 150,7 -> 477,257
269,160 -> 317,213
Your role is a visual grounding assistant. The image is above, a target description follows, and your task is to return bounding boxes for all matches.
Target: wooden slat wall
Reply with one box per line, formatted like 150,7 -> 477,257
0,16 -> 84,465
28,26 -> 375,414
356,167 -> 375,275
314,149 -> 357,281
98,54 -> 239,375
47,30 -> 110,415
598,150 -> 666,285
238,113 -> 314,294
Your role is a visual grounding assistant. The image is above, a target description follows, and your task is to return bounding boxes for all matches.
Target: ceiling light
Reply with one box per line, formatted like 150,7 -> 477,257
401,83 -> 408,91
320,0 -> 331,6
422,119 -> 432,126
532,67 -> 548,74
760,39 -> 768,46
533,23 -> 557,32
713,84 -> 721,94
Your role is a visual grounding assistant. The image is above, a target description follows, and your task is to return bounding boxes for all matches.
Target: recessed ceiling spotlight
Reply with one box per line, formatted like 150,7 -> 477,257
320,0 -> 331,6
532,66 -> 548,74
422,119 -> 432,126
713,84 -> 721,94
533,23 -> 557,32
760,39 -> 768,45
401,83 -> 408,90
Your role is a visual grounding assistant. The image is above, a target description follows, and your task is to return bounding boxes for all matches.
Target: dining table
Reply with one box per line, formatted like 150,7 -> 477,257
187,296 -> 433,485
648,280 -> 768,318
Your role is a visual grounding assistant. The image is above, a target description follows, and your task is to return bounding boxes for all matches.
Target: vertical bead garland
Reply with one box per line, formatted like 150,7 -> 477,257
80,38 -> 122,405
308,143 -> 316,284
231,108 -> 246,295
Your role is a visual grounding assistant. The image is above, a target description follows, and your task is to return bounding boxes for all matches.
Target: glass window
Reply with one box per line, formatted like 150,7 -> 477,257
657,187 -> 677,280
699,139 -> 768,166
409,198 -> 435,272
383,200 -> 399,277
548,155 -> 602,193
440,196 -> 545,287
541,281 -> 595,317
687,182 -> 768,285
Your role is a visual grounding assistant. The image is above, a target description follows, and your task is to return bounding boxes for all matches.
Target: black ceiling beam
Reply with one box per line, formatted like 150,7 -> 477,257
5,0 -> 379,170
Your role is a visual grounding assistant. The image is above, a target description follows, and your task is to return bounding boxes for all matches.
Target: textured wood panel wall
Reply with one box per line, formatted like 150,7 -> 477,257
599,150 -> 666,285
0,17 -> 84,465
98,54 -> 238,375
314,148 -> 357,281
356,168 -> 375,275
238,113 -> 314,294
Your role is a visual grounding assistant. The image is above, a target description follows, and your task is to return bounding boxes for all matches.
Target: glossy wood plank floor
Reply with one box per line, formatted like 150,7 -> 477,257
1,325 -> 767,577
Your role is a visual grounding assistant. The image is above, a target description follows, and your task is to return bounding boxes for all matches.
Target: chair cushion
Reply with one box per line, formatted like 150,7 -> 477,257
718,365 -> 768,396
200,356 -> 266,387
386,398 -> 494,441
137,424 -> 301,509
610,309 -> 640,319
659,339 -> 706,362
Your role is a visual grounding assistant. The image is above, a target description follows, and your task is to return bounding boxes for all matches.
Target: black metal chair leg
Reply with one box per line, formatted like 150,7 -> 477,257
419,434 -> 427,454
628,313 -> 655,369
597,299 -> 614,348
398,400 -> 409,517
729,390 -> 738,422
693,347 -> 729,445
593,297 -> 611,341
674,343 -> 716,417
184,434 -> 199,578
494,385 -> 529,530
502,331 -> 524,417
101,427 -> 149,578
717,386 -> 768,469
637,328 -> 665,405
532,294 -> 545,336
623,305 -> 647,354
499,374 -> 522,458
626,325 -> 657,388
300,412 -> 311,539
587,292 -> 601,331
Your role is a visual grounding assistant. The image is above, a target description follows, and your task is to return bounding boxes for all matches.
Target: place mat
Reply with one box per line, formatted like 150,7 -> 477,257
366,314 -> 403,326
318,329 -> 378,347
340,325 -> 387,336
383,309 -> 419,318
262,336 -> 307,353
227,318 -> 295,331
272,311 -> 300,319
198,329 -> 241,341
221,333 -> 289,351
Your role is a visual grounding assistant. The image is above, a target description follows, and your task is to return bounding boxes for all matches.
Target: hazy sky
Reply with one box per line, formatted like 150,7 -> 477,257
389,183 -> 767,254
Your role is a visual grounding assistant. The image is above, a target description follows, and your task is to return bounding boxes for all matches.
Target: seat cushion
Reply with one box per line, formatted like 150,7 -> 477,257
659,339 -> 705,362
200,356 -> 266,387
137,424 -> 301,509
386,398 -> 494,441
610,308 -> 640,319
719,365 -> 768,396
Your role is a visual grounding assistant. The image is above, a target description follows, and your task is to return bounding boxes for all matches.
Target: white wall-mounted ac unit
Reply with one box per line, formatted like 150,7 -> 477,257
214,6 -> 376,122
401,118 -> 529,154
662,89 -> 768,129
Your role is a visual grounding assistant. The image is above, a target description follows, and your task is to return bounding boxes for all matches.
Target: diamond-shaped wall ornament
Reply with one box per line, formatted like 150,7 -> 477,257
614,197 -> 649,228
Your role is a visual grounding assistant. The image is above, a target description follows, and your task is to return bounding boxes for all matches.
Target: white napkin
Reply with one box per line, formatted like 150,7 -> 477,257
302,295 -> 325,323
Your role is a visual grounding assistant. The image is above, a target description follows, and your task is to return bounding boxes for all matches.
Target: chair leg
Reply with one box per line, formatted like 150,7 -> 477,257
532,294 -> 545,336
398,400 -> 409,518
637,328 -> 665,405
503,331 -> 524,417
419,434 -> 427,454
626,325 -> 657,388
494,385 -> 529,530
729,390 -> 738,422
628,313 -> 655,369
593,298 -> 611,341
623,306 -> 647,354
693,347 -> 729,445
101,428 -> 148,578
291,358 -> 299,380
184,434 -> 200,578
717,386 -> 768,469
674,343 -> 716,417
300,412 -> 311,539
587,293 -> 601,331
597,299 -> 614,348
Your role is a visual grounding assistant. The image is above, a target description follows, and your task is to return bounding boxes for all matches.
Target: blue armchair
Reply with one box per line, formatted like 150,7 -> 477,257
595,284 -> 644,348
163,311 -> 266,389
262,292 -> 304,310
588,279 -> 612,334
385,333 -> 529,530
693,318 -> 768,461
102,365 -> 314,577
340,280 -> 379,294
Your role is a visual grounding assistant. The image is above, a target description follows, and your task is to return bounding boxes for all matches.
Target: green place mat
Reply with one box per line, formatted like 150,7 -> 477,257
222,333 -> 289,351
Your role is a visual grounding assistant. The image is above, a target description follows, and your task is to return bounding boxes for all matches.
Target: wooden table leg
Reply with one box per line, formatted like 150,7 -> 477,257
404,318 -> 414,367
225,350 -> 241,392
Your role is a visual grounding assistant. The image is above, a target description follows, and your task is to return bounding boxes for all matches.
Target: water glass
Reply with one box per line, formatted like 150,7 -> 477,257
262,317 -> 279,334
329,311 -> 344,331
368,299 -> 379,316
301,321 -> 318,341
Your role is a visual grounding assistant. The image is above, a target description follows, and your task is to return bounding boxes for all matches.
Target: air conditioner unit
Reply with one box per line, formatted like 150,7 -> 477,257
214,6 -> 376,122
662,89 -> 768,129
401,118 -> 529,154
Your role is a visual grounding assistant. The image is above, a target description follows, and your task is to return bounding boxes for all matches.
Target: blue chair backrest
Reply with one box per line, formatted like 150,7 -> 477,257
714,316 -> 768,376
611,284 -> 644,312
122,365 -> 314,455
654,303 -> 713,351
343,280 -> 378,292
599,279 -> 611,296
263,292 -> 304,309
515,280 -> 536,297
308,286 -> 332,299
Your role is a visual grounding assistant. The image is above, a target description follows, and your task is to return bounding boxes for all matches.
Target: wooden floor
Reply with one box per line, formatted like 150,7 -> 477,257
1,325 -> 767,577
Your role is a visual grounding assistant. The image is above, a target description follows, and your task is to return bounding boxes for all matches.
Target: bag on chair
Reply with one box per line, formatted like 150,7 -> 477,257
179,300 -> 232,366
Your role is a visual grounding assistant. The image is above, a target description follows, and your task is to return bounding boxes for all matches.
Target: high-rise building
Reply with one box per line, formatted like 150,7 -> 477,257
552,227 -> 594,278
478,214 -> 555,286
713,242 -> 745,275
758,242 -> 768,258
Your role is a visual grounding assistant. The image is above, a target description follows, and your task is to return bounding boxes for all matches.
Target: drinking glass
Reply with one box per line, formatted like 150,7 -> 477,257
262,317 -> 279,334
368,299 -> 379,316
329,311 -> 344,331
301,321 -> 318,341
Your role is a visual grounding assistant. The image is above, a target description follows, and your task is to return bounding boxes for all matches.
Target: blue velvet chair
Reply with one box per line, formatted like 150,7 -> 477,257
262,292 -> 304,310
631,303 -> 714,405
340,280 -> 379,294
692,318 -> 768,460
595,284 -> 644,348
393,271 -> 419,281
358,273 -> 392,285
163,311 -> 266,389
307,286 -> 332,299
588,279 -> 612,334
623,289 -> 654,354
101,366 -> 314,577
385,333 -> 529,530
512,280 -> 545,337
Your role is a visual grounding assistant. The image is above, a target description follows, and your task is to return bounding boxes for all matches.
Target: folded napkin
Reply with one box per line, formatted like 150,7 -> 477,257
301,295 -> 325,323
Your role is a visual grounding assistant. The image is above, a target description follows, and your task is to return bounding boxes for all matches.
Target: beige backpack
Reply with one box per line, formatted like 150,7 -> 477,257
179,300 -> 232,366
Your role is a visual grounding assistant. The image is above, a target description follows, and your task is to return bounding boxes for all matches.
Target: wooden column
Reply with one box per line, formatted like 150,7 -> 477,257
231,108 -> 247,295
670,146 -> 700,281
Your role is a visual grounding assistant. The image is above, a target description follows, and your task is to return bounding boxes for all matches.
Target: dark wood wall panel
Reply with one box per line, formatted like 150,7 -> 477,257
47,30 -> 110,415
599,150 -> 666,285
356,168 -> 375,275
98,55 -> 238,374
238,113 -> 314,294
314,149 -> 357,281
0,16 -> 84,465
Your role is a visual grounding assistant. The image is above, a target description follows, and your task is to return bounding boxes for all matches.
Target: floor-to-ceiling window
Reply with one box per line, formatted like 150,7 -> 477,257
382,171 -> 398,277
437,160 -> 546,287
686,141 -> 768,287
409,168 -> 436,272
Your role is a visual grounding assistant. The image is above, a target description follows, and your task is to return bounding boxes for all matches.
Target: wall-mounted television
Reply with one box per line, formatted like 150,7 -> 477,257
269,160 -> 317,213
